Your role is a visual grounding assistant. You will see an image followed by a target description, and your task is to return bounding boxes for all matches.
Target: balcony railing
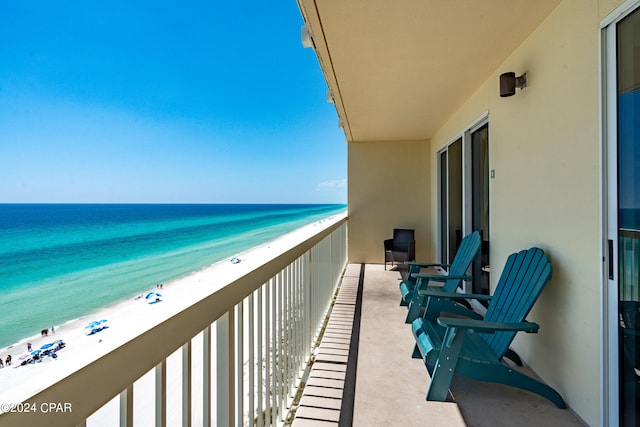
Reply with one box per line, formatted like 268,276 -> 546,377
0,215 -> 348,427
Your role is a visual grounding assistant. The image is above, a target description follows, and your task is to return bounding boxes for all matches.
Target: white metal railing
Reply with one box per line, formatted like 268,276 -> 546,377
0,216 -> 347,427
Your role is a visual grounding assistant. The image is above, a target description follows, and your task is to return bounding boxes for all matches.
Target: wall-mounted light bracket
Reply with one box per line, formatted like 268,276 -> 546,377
499,72 -> 528,97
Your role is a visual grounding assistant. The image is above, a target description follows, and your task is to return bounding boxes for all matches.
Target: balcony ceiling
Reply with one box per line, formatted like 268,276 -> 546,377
298,0 -> 562,142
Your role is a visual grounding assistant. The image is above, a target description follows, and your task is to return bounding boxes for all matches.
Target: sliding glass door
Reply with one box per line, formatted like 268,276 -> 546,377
471,124 -> 490,294
605,6 -> 640,425
439,138 -> 463,265
616,9 -> 640,426
438,120 -> 489,295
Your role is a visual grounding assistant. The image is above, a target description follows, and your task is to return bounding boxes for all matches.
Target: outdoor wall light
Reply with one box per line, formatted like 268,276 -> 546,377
327,88 -> 334,104
301,23 -> 313,48
499,72 -> 527,97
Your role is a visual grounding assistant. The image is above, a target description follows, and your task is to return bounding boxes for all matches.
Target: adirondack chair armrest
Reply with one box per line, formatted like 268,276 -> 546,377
405,261 -> 451,268
412,273 -> 472,281
418,288 -> 490,300
437,316 -> 540,334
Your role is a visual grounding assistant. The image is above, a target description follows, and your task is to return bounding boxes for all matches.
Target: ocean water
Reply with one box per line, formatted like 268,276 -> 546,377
0,204 -> 346,348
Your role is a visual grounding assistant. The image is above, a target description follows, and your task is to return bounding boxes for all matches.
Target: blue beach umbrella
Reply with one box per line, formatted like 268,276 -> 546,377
30,349 -> 41,356
85,319 -> 107,329
145,292 -> 162,304
40,343 -> 54,350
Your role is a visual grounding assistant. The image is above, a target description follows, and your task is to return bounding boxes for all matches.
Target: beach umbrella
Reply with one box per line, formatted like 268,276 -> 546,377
145,292 -> 162,304
85,319 -> 107,329
40,343 -> 54,350
18,354 -> 30,361
30,349 -> 42,356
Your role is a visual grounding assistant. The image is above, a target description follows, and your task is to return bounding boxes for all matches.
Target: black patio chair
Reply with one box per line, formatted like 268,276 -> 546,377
384,228 -> 415,270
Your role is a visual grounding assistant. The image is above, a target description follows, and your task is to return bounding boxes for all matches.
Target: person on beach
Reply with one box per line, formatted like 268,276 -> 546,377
5,355 -> 11,366
51,325 -> 55,334
0,358 -> 4,368
27,342 -> 32,352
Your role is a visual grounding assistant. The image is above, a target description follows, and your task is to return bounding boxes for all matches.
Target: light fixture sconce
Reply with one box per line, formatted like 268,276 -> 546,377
301,23 -> 313,48
499,72 -> 527,97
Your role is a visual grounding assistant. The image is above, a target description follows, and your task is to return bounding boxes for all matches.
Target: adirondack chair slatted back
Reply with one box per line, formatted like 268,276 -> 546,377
441,231 -> 482,293
481,247 -> 552,358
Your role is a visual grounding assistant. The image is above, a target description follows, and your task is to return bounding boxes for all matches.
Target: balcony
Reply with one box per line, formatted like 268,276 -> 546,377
0,216 -> 584,426
290,263 -> 585,426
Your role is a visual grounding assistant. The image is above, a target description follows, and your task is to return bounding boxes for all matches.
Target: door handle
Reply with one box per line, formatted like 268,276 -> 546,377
608,239 -> 614,280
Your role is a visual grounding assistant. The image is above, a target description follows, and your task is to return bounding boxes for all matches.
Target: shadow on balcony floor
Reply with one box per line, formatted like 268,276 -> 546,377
293,263 -> 585,427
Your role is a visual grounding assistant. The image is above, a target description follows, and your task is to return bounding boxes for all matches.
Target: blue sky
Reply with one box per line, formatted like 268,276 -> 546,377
0,1 -> 346,204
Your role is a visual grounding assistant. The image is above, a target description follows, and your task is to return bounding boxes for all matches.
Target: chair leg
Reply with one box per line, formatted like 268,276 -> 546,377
405,294 -> 424,323
412,343 -> 422,359
425,328 -> 465,402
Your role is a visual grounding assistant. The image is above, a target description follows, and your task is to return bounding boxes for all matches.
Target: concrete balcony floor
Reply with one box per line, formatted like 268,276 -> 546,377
293,263 -> 585,427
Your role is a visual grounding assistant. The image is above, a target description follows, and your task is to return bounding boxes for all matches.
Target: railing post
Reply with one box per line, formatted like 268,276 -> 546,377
217,310 -> 235,427
155,361 -> 166,427
235,302 -> 243,427
203,326 -> 211,427
182,341 -> 192,427
248,293 -> 255,427
119,386 -> 133,427
264,280 -> 271,427
257,286 -> 264,427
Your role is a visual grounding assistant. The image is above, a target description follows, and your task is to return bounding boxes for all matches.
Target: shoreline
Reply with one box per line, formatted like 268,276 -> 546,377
0,213 -> 345,409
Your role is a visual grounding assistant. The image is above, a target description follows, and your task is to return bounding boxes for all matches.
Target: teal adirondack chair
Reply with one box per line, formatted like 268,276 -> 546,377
401,231 -> 481,324
410,247 -> 566,408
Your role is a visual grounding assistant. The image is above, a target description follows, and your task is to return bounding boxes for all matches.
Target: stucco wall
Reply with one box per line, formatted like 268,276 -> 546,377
347,139 -> 431,264
430,0 -> 602,424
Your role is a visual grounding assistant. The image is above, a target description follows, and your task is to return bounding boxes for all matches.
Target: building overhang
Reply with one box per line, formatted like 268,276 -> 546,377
297,0 -> 562,142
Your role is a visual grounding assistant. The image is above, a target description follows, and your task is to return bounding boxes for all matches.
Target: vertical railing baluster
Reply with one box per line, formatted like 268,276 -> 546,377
293,258 -> 300,384
257,286 -> 264,427
283,267 -> 290,408
271,275 -> 278,426
203,325 -> 211,427
248,293 -> 255,427
217,310 -> 235,427
182,341 -> 192,427
119,385 -> 133,427
303,252 -> 310,362
264,279 -> 271,427
155,361 -> 166,427
278,272 -> 284,424
236,302 -> 243,427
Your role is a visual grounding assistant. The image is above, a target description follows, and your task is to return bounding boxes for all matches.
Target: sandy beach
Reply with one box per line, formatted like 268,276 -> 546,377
0,214 -> 345,422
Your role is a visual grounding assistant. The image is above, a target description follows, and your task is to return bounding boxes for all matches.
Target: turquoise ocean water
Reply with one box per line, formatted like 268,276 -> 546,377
0,204 -> 346,348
